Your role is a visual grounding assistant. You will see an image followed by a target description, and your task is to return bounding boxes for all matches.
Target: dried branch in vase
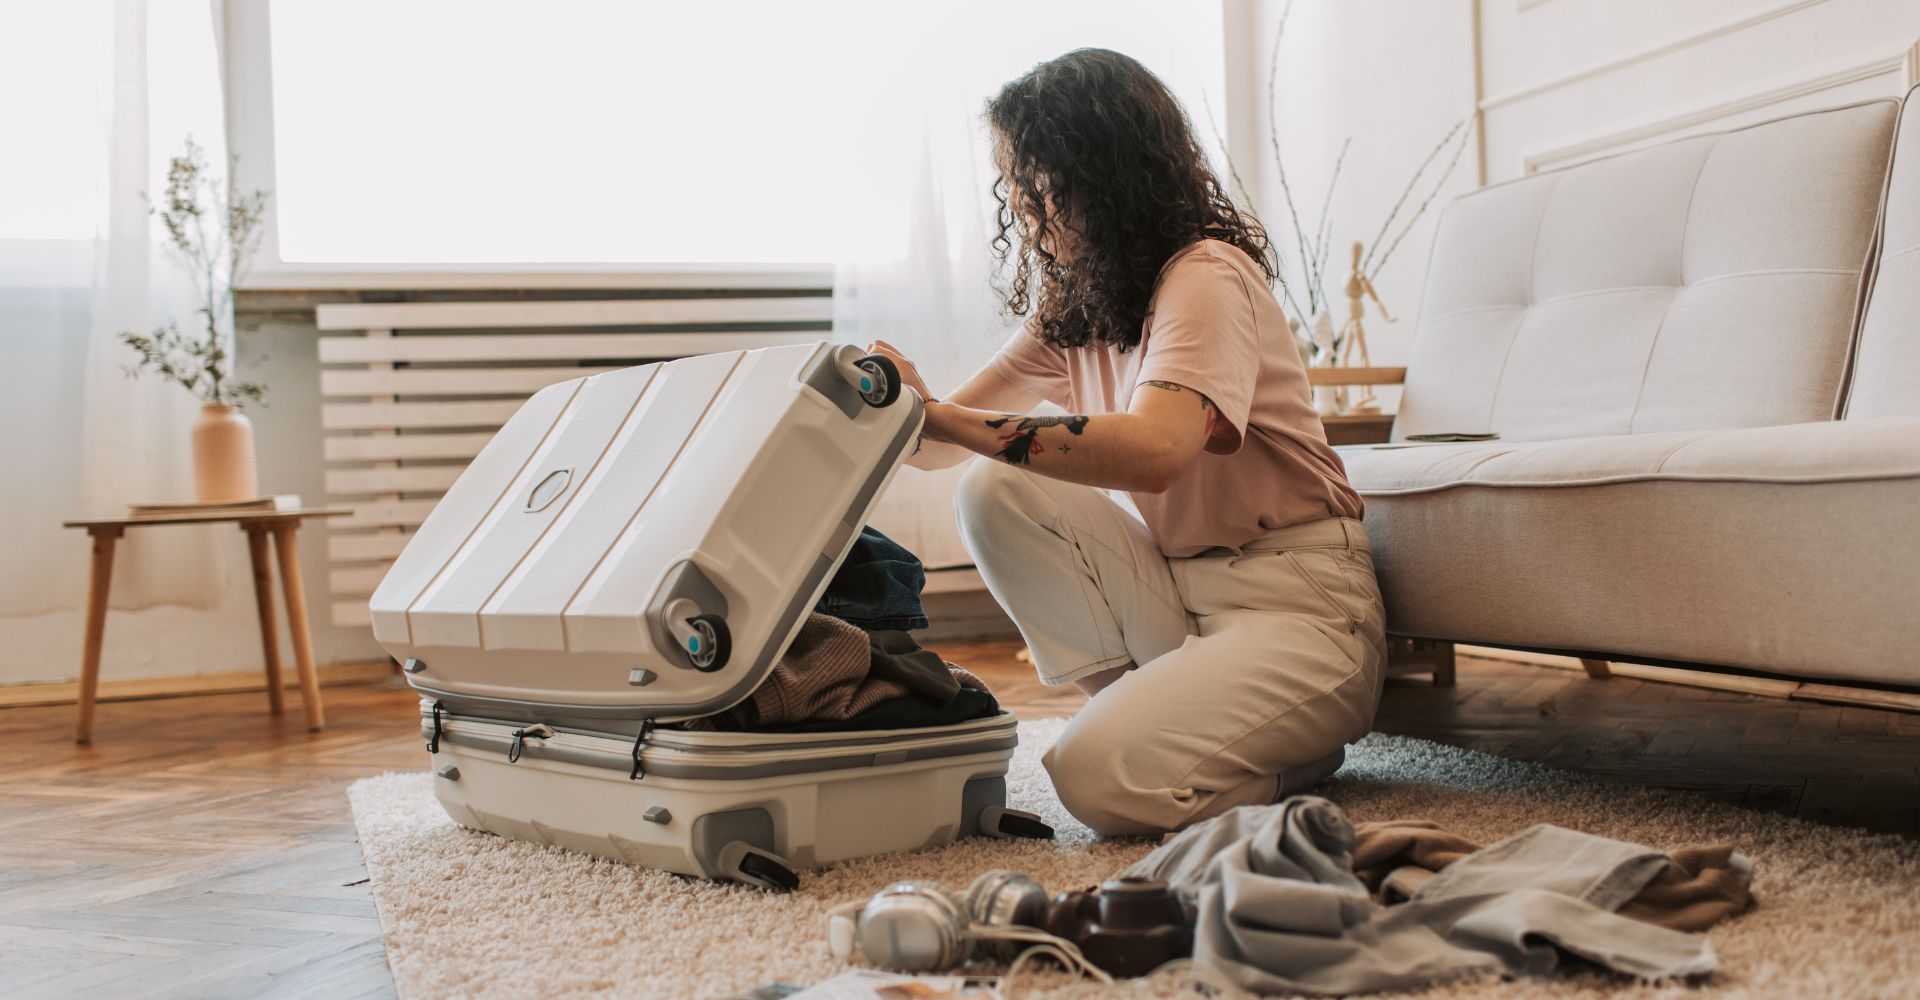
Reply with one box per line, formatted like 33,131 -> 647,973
119,137 -> 272,406
1210,0 -> 1474,368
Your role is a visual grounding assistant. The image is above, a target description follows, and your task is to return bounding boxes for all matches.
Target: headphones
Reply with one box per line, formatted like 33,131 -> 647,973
825,871 -> 1112,984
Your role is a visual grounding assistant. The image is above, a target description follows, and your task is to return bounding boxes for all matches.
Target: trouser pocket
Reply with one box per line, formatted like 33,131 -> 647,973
1281,549 -> 1362,633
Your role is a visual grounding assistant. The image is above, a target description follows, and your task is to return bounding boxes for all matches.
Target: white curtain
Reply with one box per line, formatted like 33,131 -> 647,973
0,0 -> 228,615
834,7 -> 1013,569
834,2 -> 1229,569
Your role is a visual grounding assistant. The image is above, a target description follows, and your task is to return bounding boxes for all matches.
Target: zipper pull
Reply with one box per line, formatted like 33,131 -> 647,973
506,724 -> 556,764
629,719 -> 655,781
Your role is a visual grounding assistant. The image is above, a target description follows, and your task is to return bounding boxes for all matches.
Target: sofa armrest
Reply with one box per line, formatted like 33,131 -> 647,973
1306,366 -> 1406,386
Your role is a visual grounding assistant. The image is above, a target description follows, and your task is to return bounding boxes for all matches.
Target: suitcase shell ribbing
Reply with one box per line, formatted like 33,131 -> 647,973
372,342 -> 1046,887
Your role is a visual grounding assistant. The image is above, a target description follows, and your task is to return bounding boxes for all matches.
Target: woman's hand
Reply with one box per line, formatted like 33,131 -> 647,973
864,340 -> 934,403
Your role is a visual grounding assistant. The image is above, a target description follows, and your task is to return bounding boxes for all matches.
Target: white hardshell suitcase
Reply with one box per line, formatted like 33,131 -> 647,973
369,342 -> 1050,890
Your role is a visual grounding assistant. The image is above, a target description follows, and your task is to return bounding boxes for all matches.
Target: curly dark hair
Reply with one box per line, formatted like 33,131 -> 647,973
987,47 -> 1277,352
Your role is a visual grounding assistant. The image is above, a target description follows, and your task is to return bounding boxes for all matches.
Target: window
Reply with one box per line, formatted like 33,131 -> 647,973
266,0 -> 1224,266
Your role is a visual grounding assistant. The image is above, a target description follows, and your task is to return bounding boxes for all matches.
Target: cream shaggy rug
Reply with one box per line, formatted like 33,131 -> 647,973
348,719 -> 1920,999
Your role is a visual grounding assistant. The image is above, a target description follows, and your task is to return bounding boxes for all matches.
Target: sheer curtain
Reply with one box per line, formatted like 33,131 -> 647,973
835,2 -> 1228,569
834,7 -> 1010,569
0,0 -> 228,615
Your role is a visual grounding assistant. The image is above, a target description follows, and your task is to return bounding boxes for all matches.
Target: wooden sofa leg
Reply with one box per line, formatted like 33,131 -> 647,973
1580,658 -> 1613,679
1431,641 -> 1457,687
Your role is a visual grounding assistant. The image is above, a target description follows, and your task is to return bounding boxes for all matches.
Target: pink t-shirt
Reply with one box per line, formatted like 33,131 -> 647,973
985,239 -> 1363,557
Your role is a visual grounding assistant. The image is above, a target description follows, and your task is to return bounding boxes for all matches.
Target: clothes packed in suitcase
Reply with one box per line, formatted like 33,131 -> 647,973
368,342 -> 1053,891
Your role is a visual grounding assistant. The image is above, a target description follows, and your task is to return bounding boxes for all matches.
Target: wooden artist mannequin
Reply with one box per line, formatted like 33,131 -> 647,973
1341,240 -> 1393,414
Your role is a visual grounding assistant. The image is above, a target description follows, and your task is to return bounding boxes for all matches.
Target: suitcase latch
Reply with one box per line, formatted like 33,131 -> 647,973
427,700 -> 445,754
629,719 -> 654,781
507,724 -> 556,764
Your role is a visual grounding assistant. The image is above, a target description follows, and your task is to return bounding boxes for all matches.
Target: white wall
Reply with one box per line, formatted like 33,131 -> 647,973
1480,0 -> 1920,181
1241,0 -> 1920,368
1237,0 -> 1480,394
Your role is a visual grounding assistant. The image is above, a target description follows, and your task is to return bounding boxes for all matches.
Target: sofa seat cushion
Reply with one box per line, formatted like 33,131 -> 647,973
1342,418 -> 1920,686
1345,418 -> 1920,494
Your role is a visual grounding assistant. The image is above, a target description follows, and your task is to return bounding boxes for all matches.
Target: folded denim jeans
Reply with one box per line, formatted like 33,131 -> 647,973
814,526 -> 929,632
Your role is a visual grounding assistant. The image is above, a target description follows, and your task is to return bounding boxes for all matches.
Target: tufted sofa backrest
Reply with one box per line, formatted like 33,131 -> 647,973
1845,84 -> 1920,420
1395,99 -> 1898,443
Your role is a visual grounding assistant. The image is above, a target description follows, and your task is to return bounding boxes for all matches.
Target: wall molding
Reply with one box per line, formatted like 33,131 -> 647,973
1520,51 -> 1907,174
1482,0 -> 1828,112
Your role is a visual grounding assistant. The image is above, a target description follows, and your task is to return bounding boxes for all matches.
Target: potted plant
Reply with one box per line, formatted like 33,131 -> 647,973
120,138 -> 271,503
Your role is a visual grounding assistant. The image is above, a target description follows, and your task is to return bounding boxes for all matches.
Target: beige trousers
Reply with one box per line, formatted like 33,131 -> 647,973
955,459 -> 1388,836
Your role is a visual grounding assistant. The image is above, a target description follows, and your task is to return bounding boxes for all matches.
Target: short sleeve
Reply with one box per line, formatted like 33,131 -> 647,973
983,326 -> 1072,407
1136,249 -> 1262,454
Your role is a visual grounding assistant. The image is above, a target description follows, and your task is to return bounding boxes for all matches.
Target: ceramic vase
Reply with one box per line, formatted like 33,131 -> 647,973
192,403 -> 259,502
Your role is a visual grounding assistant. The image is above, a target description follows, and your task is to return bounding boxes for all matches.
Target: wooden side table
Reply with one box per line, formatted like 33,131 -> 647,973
1321,413 -> 1397,446
1309,367 -> 1406,446
60,508 -> 349,743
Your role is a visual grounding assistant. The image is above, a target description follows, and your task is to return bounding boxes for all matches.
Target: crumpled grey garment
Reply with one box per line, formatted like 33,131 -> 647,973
1123,797 -> 1717,995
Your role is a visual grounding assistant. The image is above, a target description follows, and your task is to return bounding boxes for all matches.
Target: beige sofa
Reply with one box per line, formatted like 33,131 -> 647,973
1345,86 -> 1920,689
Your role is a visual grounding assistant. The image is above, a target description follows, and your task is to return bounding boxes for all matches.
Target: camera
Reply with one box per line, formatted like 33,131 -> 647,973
826,870 -> 1192,979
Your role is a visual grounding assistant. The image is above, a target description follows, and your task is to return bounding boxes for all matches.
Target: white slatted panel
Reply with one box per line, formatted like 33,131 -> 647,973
317,290 -> 834,625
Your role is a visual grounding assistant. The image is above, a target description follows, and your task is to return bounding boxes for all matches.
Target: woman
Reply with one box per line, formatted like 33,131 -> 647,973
869,48 -> 1386,837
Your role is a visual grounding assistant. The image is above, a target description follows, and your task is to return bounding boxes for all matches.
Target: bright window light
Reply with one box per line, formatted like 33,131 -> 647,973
0,1 -> 222,244
267,0 -> 1223,266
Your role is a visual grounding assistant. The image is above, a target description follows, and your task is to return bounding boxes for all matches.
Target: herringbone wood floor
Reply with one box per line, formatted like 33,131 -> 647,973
2,647 -> 1915,997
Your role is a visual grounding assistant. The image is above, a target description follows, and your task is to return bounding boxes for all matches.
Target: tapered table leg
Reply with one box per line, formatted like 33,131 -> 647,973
244,524 -> 286,715
75,526 -> 122,744
270,522 -> 325,732
1431,640 -> 1457,688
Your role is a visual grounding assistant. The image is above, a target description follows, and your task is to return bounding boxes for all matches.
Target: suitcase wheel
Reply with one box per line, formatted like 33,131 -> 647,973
734,849 -> 800,892
980,805 -> 1055,841
851,354 -> 903,408
685,614 -> 731,672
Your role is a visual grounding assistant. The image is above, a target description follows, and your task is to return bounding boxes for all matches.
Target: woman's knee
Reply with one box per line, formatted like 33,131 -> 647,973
954,459 -> 1040,547
1041,720 -> 1164,837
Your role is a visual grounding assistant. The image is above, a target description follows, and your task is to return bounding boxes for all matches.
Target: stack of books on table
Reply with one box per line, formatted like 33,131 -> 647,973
128,495 -> 303,517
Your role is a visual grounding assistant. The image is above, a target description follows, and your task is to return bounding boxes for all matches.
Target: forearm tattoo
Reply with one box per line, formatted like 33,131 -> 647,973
984,413 -> 1089,465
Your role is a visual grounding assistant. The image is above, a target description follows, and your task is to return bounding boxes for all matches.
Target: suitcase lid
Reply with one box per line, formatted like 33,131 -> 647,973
369,342 -> 925,723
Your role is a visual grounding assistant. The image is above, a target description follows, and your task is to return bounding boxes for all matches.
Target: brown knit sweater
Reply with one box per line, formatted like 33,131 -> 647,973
679,613 -> 988,731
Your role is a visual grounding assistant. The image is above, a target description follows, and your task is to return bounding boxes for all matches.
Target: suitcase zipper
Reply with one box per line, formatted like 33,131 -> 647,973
433,716 -> 1010,773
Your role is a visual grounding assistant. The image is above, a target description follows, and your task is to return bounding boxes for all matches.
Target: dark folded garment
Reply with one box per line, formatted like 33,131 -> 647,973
759,684 -> 1000,733
813,526 -> 930,632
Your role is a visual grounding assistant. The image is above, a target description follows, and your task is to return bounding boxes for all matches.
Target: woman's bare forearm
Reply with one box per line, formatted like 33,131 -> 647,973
906,437 -> 977,470
924,401 -> 1194,493
900,361 -> 1044,471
